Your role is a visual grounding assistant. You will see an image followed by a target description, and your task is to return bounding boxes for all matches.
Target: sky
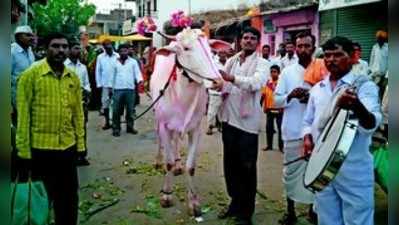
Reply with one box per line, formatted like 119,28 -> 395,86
88,0 -> 264,14
87,0 -> 137,14
188,0 -> 263,13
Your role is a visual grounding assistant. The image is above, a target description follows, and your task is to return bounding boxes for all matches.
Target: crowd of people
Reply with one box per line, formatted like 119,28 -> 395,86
10,19 -> 388,225
207,28 -> 388,225
10,25 -> 150,225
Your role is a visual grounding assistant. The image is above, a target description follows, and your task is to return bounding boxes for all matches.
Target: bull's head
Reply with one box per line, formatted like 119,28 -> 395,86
156,28 -> 231,85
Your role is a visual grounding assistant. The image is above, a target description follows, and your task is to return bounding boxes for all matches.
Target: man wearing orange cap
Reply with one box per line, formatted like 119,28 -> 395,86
95,39 -> 119,130
369,30 -> 388,96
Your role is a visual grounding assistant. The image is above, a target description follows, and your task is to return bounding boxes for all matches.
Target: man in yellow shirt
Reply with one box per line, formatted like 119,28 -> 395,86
261,64 -> 283,152
16,33 -> 85,225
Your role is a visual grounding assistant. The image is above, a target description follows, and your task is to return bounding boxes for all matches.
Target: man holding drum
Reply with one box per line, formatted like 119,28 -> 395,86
302,36 -> 382,225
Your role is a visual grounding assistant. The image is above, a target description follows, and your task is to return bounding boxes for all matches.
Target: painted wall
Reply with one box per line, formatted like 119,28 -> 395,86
260,7 -> 319,56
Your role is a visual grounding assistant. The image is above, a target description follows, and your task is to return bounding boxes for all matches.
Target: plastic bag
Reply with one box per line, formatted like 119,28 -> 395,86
11,176 -> 49,225
373,146 -> 388,193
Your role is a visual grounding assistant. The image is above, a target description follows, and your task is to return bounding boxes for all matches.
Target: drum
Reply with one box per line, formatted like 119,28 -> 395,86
304,108 -> 359,192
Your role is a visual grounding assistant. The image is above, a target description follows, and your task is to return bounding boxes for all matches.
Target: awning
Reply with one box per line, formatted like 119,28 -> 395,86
94,34 -> 152,43
123,34 -> 152,41
319,0 -> 382,11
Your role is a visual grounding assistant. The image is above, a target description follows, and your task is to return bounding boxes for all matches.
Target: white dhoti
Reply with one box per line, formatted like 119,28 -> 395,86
283,140 -> 314,204
207,92 -> 222,126
101,87 -> 112,110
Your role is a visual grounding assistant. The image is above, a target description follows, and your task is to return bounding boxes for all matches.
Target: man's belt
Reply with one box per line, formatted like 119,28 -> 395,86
267,109 -> 283,113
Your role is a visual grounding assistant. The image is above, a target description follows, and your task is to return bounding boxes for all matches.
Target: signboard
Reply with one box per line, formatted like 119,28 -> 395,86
122,20 -> 133,35
319,0 -> 382,11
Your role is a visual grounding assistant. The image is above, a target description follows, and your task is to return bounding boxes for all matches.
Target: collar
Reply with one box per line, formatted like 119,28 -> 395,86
103,51 -> 117,58
40,58 -> 71,78
12,42 -> 31,53
376,42 -> 388,48
117,56 -> 131,64
284,54 -> 297,60
65,58 -> 82,67
320,71 -> 354,88
238,50 -> 257,59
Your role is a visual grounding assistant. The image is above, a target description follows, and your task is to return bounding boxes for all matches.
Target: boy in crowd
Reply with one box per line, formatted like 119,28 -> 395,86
261,64 -> 283,152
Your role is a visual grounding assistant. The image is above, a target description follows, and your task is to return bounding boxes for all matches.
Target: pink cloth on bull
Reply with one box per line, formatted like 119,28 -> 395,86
150,53 -> 176,100
224,52 -> 259,118
150,54 -> 207,135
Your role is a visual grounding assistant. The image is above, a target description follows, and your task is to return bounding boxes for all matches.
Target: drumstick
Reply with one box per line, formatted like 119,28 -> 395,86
283,153 -> 311,166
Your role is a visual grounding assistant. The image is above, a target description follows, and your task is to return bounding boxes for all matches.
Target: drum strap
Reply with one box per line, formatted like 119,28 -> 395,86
317,75 -> 370,132
284,75 -> 370,167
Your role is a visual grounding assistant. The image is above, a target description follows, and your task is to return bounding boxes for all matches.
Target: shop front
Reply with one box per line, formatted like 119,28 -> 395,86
319,0 -> 387,61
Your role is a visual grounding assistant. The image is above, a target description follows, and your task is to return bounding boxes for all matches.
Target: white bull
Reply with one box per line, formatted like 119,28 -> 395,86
150,28 -> 229,216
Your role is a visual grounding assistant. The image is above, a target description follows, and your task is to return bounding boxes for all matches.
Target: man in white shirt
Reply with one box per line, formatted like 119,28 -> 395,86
65,41 -> 91,166
303,36 -> 381,225
111,44 -> 143,137
11,26 -> 35,126
369,30 -> 388,97
351,42 -> 369,76
274,31 -> 317,225
212,27 -> 270,225
95,39 -> 119,130
11,25 -> 35,187
281,40 -> 298,70
262,44 -> 272,62
206,49 -> 227,135
271,43 -> 286,69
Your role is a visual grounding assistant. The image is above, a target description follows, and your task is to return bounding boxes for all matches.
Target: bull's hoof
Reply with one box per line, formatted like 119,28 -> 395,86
160,192 -> 174,208
173,167 -> 184,176
188,194 -> 202,217
160,197 -> 173,208
188,203 -> 202,217
173,160 -> 184,176
154,163 -> 163,170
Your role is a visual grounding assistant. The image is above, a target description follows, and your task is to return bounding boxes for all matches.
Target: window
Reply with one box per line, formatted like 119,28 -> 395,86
147,1 -> 151,16
264,18 -> 276,33
269,35 -> 276,56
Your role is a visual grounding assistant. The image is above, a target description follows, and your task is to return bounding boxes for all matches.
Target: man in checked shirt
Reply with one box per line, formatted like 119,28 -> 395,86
16,33 -> 85,225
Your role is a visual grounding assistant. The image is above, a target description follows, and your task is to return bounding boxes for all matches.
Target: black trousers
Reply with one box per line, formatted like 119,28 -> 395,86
222,123 -> 258,219
112,89 -> 135,131
31,146 -> 79,225
266,110 -> 283,150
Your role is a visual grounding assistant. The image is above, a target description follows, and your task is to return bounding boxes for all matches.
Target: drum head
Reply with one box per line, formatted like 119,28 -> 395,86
304,110 -> 348,187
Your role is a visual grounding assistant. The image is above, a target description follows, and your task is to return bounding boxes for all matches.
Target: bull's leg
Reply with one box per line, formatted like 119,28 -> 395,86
186,129 -> 202,217
154,134 -> 164,170
159,127 -> 176,208
173,134 -> 184,176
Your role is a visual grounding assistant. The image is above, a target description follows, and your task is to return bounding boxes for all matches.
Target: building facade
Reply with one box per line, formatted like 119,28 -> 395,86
319,0 -> 387,61
87,9 -> 133,38
261,4 -> 319,56
133,0 -> 263,47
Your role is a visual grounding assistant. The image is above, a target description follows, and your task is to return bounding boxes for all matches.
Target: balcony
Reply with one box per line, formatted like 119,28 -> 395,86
138,10 -> 158,19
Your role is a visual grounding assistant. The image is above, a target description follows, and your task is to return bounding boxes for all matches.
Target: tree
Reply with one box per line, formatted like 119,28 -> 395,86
30,0 -> 96,37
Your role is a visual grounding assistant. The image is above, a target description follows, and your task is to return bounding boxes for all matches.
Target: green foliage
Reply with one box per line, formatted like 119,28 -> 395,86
30,0 -> 96,37
130,195 -> 162,219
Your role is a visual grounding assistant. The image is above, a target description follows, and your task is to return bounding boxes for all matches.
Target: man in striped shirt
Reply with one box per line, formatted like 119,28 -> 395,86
16,33 -> 85,225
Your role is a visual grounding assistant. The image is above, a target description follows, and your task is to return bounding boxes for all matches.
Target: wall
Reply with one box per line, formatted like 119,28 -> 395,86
261,7 -> 319,56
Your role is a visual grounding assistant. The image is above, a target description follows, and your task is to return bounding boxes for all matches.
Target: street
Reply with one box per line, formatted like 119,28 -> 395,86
78,95 -> 388,225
